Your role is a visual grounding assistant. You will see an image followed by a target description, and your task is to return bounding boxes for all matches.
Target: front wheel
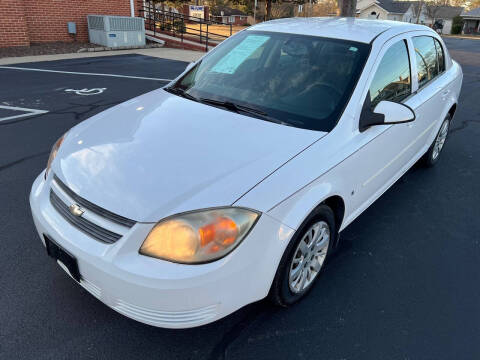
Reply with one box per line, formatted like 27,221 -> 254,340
423,115 -> 450,167
269,205 -> 335,306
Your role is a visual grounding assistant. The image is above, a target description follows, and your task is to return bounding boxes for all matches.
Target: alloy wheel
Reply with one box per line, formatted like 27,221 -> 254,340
432,119 -> 449,161
288,221 -> 330,294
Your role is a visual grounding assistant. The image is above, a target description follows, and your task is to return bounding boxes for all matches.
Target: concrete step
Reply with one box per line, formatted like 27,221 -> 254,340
145,30 -> 216,52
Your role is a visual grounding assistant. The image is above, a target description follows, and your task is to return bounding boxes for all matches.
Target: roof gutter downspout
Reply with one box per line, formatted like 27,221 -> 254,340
130,0 -> 135,17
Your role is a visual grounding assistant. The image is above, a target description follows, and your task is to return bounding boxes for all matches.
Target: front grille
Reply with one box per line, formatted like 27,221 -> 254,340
50,190 -> 122,244
53,175 -> 135,228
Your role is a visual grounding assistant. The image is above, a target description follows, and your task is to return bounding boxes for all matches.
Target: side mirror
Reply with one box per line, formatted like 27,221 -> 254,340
359,92 -> 415,132
374,101 -> 416,124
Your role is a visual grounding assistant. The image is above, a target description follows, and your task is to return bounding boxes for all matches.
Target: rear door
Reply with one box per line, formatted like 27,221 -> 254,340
409,34 -> 451,152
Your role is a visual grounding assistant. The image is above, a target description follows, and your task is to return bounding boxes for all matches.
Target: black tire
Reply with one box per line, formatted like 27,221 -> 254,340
269,205 -> 336,307
422,114 -> 451,167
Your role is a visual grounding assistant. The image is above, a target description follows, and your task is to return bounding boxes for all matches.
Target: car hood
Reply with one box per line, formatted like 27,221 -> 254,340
53,89 -> 324,222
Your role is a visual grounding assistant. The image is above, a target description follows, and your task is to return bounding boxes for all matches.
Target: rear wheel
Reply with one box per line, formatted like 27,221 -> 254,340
423,115 -> 450,167
269,205 -> 335,306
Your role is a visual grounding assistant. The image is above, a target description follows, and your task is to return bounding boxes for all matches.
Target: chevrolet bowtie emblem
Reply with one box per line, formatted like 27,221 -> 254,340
69,203 -> 85,217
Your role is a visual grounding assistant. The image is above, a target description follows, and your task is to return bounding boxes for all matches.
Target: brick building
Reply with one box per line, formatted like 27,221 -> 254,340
210,6 -> 248,25
0,0 -> 143,47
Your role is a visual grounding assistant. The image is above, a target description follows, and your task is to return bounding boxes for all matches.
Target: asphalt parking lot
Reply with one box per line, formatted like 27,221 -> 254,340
1,38 -> 479,359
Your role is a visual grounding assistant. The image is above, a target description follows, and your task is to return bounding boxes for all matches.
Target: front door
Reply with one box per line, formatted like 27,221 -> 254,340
346,36 -> 420,217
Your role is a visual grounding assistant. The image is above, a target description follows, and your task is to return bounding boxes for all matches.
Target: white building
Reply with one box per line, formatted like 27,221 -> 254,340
461,7 -> 480,34
357,0 -> 463,34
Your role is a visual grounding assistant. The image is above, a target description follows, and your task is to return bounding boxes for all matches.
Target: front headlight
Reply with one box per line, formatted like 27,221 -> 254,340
45,133 -> 67,179
139,208 -> 260,264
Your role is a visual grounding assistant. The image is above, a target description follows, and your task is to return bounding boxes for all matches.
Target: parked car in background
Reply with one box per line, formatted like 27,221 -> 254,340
30,18 -> 462,328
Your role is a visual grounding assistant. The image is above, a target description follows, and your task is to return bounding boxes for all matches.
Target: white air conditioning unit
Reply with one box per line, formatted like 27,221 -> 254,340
87,15 -> 145,48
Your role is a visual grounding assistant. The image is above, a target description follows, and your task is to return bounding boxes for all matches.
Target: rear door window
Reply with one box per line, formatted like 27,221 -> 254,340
434,38 -> 445,73
412,36 -> 440,89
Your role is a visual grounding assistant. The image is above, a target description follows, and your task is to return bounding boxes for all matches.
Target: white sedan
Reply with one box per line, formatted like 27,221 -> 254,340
30,18 -> 463,328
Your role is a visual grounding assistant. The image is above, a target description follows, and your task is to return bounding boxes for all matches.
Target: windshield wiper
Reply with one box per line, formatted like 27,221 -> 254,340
164,87 -> 199,102
200,98 -> 265,115
199,98 -> 288,126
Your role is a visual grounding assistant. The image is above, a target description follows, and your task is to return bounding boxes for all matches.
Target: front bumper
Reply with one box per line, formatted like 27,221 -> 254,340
30,172 -> 294,328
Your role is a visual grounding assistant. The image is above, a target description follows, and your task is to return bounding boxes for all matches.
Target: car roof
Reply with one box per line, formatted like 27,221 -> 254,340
248,17 -> 428,44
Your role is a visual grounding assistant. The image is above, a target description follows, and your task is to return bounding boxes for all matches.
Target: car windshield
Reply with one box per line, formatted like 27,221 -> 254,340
168,30 -> 370,132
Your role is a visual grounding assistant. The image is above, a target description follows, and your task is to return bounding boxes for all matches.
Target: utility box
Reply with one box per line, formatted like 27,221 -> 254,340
67,22 -> 76,34
87,15 -> 145,48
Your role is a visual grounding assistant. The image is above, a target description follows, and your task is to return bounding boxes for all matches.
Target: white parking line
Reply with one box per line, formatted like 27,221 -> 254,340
0,105 -> 49,122
0,66 -> 173,82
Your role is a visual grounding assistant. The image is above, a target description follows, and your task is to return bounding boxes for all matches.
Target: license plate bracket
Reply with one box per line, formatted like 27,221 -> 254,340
44,235 -> 81,282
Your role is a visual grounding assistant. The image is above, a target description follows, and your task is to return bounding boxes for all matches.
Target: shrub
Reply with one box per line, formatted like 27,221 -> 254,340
451,16 -> 463,34
160,22 -> 172,31
173,19 -> 186,34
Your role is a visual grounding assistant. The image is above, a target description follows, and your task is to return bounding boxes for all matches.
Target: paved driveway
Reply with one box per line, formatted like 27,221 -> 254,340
0,39 -> 479,359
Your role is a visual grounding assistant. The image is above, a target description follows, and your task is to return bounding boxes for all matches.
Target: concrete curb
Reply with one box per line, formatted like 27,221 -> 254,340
78,43 -> 164,53
0,47 -> 203,65
442,35 -> 480,40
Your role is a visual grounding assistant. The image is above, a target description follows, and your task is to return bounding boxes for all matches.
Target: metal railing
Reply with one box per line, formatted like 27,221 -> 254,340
139,3 -> 234,51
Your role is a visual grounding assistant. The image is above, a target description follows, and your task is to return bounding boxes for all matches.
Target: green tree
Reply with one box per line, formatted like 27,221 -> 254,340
451,15 -> 463,34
